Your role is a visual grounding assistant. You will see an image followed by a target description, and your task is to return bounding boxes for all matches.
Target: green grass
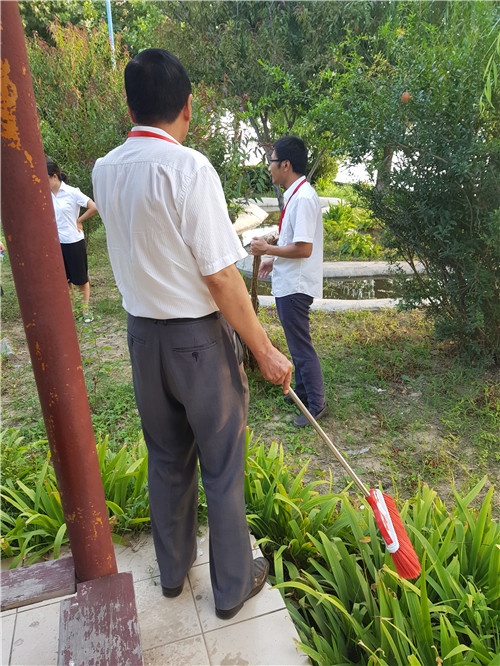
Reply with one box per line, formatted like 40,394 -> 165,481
246,306 -> 499,506
1,224 -> 499,511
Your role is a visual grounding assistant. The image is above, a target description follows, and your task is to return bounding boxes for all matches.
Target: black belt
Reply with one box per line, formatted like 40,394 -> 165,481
152,311 -> 219,325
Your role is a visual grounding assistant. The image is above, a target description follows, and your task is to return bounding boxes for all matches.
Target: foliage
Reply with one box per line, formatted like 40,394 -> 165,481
1,450 -> 68,566
309,154 -> 339,187
368,6 -> 499,359
154,1 -> 362,164
244,435 -> 500,665
0,431 -> 47,487
244,433 -> 339,569
96,434 -> 150,532
26,20 -> 130,235
184,81 -> 271,220
323,202 -> 377,235
0,429 -> 208,566
309,2 -> 500,359
323,203 -> 382,259
19,0 -> 97,44
0,433 -> 145,565
480,27 -> 500,113
19,1 -> 166,55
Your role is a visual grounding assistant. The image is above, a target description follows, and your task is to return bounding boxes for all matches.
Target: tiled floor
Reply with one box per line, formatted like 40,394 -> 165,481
1,530 -> 310,666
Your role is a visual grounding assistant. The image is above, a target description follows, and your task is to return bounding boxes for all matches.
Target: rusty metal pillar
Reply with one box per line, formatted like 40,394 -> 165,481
1,2 -> 117,581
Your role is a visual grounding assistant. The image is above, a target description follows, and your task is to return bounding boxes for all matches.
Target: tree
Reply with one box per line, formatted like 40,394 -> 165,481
19,0 -> 97,43
311,1 -> 499,358
149,2 -> 350,206
24,14 -> 266,228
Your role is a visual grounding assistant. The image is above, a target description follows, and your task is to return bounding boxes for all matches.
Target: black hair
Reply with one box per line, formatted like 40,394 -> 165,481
46,159 -> 68,183
273,136 -> 308,176
125,49 -> 192,125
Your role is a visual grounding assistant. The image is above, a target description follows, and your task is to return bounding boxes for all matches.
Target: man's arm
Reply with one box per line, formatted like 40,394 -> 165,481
250,237 -> 312,259
258,257 -> 274,279
203,263 -> 292,391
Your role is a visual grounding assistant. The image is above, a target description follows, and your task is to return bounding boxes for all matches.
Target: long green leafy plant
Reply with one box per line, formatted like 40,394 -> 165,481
244,430 -> 500,666
0,430 -> 209,567
2,427 -> 498,664
1,432 -> 150,566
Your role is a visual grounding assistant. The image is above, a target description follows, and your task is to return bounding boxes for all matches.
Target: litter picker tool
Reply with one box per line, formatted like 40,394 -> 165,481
288,388 -> 421,579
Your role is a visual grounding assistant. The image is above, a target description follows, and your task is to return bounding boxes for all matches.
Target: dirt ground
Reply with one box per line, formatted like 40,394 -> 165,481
1,315 -> 499,513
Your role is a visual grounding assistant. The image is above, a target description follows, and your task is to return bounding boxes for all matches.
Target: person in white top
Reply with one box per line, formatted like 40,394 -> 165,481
92,49 -> 292,620
250,136 -> 327,427
47,160 -> 97,320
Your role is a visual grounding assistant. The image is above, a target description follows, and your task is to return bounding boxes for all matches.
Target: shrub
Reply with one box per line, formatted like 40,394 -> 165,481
323,203 -> 382,259
344,4 -> 499,359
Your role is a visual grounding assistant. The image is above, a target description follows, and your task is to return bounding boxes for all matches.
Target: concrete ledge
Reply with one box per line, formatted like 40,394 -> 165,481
233,202 -> 269,234
322,260 -> 425,278
237,255 -> 424,279
258,295 -> 399,311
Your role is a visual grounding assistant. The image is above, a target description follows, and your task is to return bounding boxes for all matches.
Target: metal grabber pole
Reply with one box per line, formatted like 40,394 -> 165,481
1,1 -> 117,581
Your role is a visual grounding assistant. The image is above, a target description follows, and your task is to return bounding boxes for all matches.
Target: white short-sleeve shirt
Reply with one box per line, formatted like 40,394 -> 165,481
52,181 -> 89,244
92,126 -> 247,319
271,178 -> 323,299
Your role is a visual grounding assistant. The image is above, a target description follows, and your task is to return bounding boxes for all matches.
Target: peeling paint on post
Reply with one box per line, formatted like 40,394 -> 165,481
1,2 -> 117,581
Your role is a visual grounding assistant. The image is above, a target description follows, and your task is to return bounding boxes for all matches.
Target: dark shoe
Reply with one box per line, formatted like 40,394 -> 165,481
284,392 -> 308,406
162,582 -> 184,598
215,557 -> 269,620
294,403 -> 328,428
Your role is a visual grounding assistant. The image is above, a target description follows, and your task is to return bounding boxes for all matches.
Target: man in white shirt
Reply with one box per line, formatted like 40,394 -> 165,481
250,136 -> 327,427
92,49 -> 291,620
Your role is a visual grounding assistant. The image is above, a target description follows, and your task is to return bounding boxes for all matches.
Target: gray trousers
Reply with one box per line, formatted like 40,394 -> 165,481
127,312 -> 254,610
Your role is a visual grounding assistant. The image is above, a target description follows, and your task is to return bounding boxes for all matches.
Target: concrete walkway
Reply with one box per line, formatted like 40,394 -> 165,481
1,529 -> 309,666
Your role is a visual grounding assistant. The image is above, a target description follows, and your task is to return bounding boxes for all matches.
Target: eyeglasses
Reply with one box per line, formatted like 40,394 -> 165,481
269,159 -> 281,164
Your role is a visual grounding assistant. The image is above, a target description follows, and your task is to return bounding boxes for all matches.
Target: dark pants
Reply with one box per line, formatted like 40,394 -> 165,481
275,293 -> 325,413
127,311 -> 253,611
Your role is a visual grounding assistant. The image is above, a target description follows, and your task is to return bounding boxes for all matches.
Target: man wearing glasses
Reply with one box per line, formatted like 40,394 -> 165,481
251,136 -> 327,427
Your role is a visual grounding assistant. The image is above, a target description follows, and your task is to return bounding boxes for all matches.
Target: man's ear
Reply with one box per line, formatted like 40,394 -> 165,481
126,102 -> 136,124
183,94 -> 193,123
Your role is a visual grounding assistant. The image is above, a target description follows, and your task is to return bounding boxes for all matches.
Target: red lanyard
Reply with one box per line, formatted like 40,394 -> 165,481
127,129 -> 179,145
278,178 -> 307,233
